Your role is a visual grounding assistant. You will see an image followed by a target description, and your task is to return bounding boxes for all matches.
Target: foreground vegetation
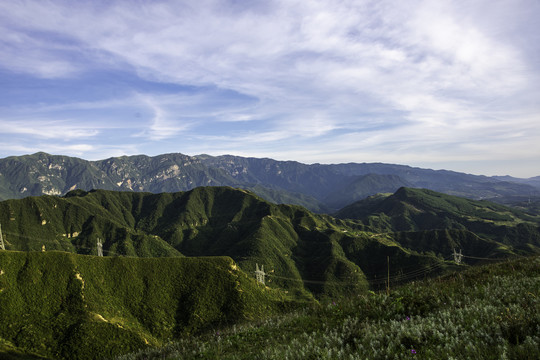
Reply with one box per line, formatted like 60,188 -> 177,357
117,256 -> 540,360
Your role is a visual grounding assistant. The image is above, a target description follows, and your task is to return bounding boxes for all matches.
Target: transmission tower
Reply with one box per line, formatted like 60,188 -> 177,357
453,248 -> 463,265
0,223 -> 5,250
97,238 -> 103,257
255,263 -> 266,285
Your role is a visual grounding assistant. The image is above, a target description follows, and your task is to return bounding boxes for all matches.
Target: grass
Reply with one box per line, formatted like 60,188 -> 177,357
116,255 -> 540,360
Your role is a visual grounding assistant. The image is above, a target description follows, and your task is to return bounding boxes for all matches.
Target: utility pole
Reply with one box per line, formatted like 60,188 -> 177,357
386,256 -> 390,296
453,248 -> 463,265
97,238 -> 103,257
255,263 -> 266,285
0,223 -> 5,250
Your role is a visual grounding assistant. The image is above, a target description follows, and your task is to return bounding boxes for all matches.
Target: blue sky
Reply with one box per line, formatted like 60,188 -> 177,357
1,0 -> 539,177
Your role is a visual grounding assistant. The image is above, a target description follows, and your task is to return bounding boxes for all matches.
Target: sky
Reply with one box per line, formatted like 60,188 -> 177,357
1,0 -> 539,178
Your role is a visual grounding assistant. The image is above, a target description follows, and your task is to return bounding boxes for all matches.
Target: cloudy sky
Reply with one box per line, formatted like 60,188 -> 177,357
1,0 -> 539,177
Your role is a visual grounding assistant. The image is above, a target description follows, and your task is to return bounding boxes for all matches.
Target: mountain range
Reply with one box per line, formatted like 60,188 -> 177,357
1,155 -> 540,359
2,186 -> 539,298
1,152 -> 539,212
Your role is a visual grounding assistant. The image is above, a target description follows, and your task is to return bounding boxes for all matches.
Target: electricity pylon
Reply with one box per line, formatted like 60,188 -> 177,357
97,238 -> 103,257
255,263 -> 266,284
0,223 -> 5,250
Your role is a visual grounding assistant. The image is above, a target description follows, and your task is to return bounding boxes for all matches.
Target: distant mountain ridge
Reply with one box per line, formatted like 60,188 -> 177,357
0,152 -> 538,211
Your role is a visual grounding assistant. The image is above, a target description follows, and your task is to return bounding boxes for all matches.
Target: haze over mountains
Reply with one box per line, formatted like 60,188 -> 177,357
1,152 -> 538,213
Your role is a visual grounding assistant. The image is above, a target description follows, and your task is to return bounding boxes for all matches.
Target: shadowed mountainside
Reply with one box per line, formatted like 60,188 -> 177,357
335,187 -> 540,257
0,187 -> 370,298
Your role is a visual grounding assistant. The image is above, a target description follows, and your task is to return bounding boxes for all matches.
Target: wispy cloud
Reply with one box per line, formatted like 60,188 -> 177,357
0,119 -> 100,139
131,94 -> 192,141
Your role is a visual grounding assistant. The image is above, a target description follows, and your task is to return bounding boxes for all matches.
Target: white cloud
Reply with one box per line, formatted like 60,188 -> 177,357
0,0 -> 538,175
0,119 -> 100,139
0,14 -> 93,79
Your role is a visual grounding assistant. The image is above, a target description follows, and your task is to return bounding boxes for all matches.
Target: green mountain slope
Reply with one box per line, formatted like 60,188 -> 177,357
0,252 -> 285,360
1,187 -> 540,359
2,186 -> 537,296
335,187 -> 540,254
0,187 -> 373,297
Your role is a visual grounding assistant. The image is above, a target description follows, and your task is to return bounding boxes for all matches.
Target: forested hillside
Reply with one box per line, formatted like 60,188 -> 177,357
1,187 -> 539,359
2,186 -> 538,297
117,255 -> 540,360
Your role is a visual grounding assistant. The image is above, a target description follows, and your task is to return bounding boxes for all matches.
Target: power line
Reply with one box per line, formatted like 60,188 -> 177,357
365,259 -> 451,286
462,255 -> 514,261
1,231 -> 124,256
1,229 -> 530,288
0,229 -> 456,284
266,255 -> 455,288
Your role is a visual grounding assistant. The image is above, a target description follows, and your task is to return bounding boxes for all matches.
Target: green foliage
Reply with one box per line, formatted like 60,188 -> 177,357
116,256 -> 540,360
0,251 -> 286,359
336,187 -> 540,252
